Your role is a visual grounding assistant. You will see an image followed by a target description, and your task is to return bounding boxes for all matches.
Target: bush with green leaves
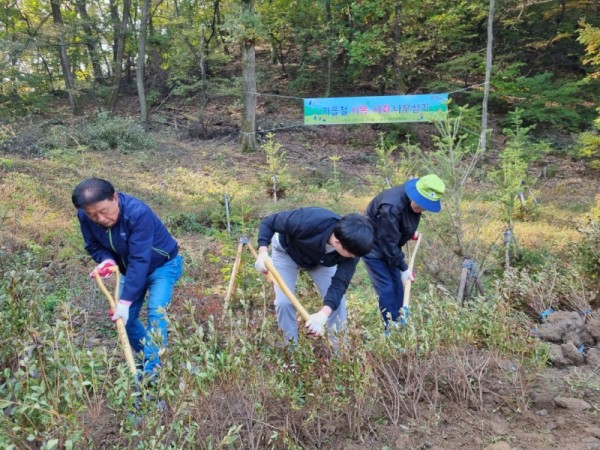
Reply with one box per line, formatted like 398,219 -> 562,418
369,132 -> 421,191
80,111 -> 153,153
0,250 -> 56,370
493,64 -> 598,132
576,196 -> 600,283
578,108 -> 600,170
260,133 -> 291,198
488,108 -> 549,236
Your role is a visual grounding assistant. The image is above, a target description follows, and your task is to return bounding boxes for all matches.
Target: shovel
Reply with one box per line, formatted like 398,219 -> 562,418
223,237 -> 247,317
261,259 -> 311,322
93,266 -> 138,376
400,233 -> 422,323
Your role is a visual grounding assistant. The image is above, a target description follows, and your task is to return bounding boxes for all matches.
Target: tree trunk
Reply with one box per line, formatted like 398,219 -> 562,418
240,0 -> 256,153
75,0 -> 103,84
325,0 -> 332,97
479,0 -> 494,151
109,0 -> 119,61
392,0 -> 405,92
199,26 -> 207,82
109,0 -> 131,112
50,0 -> 80,115
137,0 -> 150,124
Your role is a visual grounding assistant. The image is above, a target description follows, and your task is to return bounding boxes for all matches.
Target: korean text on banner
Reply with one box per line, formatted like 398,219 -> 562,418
303,93 -> 448,125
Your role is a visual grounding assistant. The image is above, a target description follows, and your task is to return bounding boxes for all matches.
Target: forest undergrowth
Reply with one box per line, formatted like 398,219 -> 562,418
0,110 -> 599,449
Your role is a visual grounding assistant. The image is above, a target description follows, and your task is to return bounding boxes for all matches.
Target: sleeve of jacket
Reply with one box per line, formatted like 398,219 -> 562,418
120,207 -> 155,301
257,209 -> 303,247
79,214 -> 115,263
375,204 -> 408,271
323,257 -> 359,311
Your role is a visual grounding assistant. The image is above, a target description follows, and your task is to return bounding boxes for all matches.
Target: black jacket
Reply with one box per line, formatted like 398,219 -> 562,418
365,184 -> 420,271
257,207 -> 359,311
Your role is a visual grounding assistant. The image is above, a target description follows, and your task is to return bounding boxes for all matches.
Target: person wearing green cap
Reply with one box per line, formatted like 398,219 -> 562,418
363,174 -> 445,333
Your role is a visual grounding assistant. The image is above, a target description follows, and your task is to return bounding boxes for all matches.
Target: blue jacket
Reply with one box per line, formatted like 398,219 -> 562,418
257,207 -> 359,311
365,184 -> 421,271
78,193 -> 178,301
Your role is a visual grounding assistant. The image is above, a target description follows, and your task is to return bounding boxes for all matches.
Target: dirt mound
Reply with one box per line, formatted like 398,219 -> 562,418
535,309 -> 600,367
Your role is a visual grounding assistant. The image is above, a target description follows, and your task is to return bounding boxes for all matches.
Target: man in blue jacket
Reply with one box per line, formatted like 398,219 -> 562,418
72,178 -> 183,376
255,207 -> 373,345
364,174 -> 445,332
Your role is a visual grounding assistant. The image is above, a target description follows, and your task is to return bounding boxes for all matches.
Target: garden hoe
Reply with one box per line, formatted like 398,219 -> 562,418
401,233 -> 423,324
93,266 -> 138,376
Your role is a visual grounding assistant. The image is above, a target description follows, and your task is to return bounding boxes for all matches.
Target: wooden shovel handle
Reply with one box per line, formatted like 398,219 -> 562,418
246,243 -> 274,283
402,233 -> 423,310
223,242 -> 245,315
93,267 -> 138,376
263,259 -> 311,322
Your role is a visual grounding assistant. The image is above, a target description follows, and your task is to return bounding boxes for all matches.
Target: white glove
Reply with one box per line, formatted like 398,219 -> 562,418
401,270 -> 415,284
90,259 -> 117,279
305,310 -> 329,336
254,252 -> 273,273
111,300 -> 132,325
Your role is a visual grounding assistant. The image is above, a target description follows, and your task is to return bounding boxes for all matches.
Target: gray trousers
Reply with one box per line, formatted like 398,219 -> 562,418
271,235 -> 347,344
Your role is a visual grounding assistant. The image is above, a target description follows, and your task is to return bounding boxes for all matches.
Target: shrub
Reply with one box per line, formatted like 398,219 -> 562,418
576,196 -> 600,283
80,111 -> 153,153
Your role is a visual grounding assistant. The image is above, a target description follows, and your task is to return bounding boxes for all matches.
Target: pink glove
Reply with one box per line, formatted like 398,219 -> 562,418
411,232 -> 419,240
90,259 -> 117,279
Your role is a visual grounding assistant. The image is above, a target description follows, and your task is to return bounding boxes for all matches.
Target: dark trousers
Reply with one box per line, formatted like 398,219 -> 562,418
363,253 -> 404,325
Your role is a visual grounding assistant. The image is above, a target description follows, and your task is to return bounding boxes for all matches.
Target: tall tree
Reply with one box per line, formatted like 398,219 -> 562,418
240,0 -> 256,152
50,0 -> 80,114
137,0 -> 150,123
75,0 -> 103,84
479,0 -> 494,152
109,0 -> 131,111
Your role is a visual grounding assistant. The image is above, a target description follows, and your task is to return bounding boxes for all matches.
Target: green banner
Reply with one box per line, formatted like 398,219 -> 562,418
304,93 -> 448,125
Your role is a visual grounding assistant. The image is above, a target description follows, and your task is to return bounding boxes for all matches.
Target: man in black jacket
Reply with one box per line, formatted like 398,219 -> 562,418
364,174 -> 445,332
255,207 -> 373,344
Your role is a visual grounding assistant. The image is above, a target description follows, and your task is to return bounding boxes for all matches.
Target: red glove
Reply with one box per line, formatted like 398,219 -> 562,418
411,232 -> 419,240
90,259 -> 117,279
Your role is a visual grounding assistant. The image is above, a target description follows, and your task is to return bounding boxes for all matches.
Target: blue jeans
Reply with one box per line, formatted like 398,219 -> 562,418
362,252 -> 403,326
119,255 -> 183,374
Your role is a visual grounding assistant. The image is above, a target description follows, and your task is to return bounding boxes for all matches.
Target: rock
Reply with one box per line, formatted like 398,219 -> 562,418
484,443 -> 511,450
581,436 -> 600,450
565,328 -> 595,346
394,433 -> 410,448
538,311 -> 583,343
490,416 -> 509,435
529,390 -> 556,408
587,316 -> 600,341
561,341 -> 585,365
536,409 -> 548,416
586,348 -> 600,366
554,396 -> 592,411
548,343 -> 570,367
588,427 -> 600,439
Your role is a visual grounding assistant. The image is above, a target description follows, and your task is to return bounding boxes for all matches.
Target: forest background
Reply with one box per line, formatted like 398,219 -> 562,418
1,0 -> 600,449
